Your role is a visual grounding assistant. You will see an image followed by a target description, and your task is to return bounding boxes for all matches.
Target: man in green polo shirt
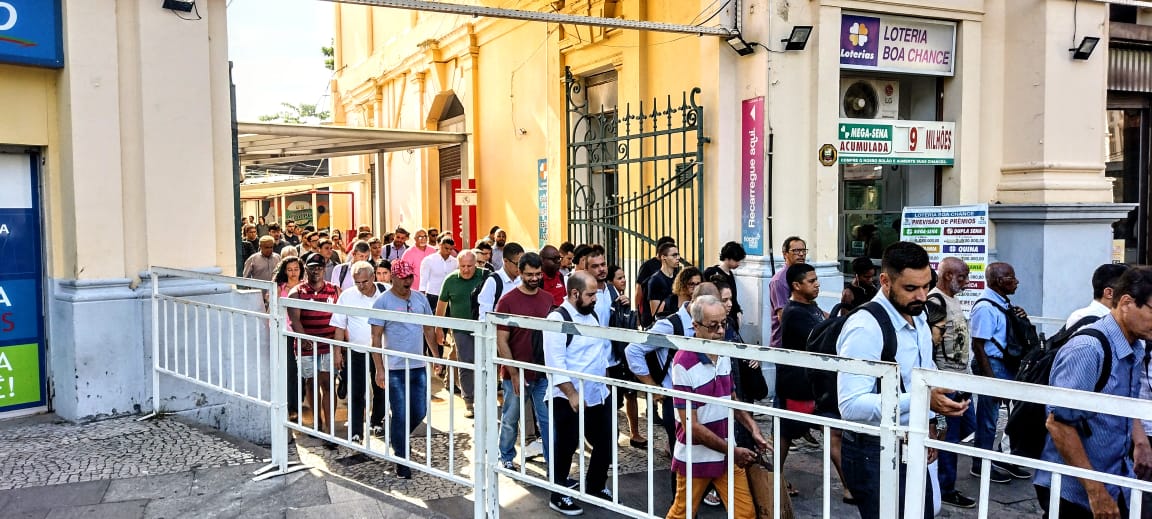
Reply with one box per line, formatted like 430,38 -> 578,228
435,250 -> 486,417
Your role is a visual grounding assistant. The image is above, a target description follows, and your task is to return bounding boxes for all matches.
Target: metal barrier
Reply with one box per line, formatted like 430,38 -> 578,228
904,368 -> 1152,519
146,267 -> 1127,518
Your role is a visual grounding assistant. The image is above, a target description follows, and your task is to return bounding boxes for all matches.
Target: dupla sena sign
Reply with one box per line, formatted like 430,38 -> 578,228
841,11 -> 956,76
0,0 -> 63,68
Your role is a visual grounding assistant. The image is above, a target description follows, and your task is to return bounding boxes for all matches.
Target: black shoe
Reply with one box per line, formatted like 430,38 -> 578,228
970,465 -> 1011,484
941,490 -> 976,508
564,477 -> 579,489
993,461 -> 1032,479
396,464 -> 412,479
549,495 -> 584,516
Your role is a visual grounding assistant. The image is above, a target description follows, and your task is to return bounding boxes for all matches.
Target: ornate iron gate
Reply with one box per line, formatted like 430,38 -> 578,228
564,67 -> 707,277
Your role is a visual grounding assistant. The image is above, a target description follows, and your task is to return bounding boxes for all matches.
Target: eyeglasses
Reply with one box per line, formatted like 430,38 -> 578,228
695,321 -> 727,332
788,248 -> 809,254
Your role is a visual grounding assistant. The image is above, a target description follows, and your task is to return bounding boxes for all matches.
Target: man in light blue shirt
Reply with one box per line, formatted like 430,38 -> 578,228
836,242 -> 969,519
969,262 -> 1033,482
1034,266 -> 1152,518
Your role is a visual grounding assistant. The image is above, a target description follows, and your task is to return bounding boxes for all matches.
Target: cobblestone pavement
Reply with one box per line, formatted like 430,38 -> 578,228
0,414 -> 260,489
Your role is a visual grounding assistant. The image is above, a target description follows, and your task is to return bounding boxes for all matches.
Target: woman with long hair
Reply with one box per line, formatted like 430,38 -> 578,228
273,256 -> 304,420
668,266 -> 703,312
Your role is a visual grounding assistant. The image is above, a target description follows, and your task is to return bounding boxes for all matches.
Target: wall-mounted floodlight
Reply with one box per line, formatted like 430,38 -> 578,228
783,26 -> 813,51
1070,36 -> 1100,60
726,34 -> 756,56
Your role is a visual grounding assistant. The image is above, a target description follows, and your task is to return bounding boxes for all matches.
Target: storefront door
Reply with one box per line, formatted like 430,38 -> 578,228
0,151 -> 48,415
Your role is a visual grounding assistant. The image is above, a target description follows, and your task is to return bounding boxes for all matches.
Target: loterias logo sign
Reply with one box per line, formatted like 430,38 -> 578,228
840,12 -> 955,76
0,0 -> 63,68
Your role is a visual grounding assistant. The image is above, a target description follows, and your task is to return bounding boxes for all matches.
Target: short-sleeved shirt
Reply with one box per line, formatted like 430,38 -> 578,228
494,288 -> 554,382
670,351 -> 734,478
540,270 -> 567,307
368,290 -> 433,370
438,271 -> 485,320
646,271 -> 676,317
293,282 -> 339,355
777,300 -> 824,401
1035,314 -> 1143,510
928,288 -> 970,373
330,286 -> 384,345
768,267 -> 791,348
970,288 -> 1009,359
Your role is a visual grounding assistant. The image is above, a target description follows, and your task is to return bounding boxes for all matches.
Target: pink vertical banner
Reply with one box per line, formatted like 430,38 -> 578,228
741,97 -> 765,255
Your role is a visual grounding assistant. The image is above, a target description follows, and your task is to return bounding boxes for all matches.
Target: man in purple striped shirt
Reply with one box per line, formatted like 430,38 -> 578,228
666,296 -> 767,519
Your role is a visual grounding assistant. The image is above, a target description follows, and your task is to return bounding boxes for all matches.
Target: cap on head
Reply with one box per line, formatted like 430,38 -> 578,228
391,259 -> 416,279
304,253 -> 325,267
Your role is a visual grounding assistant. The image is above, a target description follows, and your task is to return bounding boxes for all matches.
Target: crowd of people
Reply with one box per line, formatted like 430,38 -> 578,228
235,216 -> 1152,519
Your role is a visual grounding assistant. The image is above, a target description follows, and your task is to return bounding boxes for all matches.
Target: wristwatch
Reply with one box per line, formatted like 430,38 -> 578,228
934,415 -> 948,435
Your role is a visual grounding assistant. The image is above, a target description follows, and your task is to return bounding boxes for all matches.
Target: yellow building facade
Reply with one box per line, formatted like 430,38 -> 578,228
330,0 -> 1132,345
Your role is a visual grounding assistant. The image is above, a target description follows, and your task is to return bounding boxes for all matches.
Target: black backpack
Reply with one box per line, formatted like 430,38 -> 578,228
645,313 -> 686,386
533,306 -> 600,365
606,285 -> 639,377
973,298 -> 1041,371
1005,317 -> 1107,459
806,301 -> 898,416
469,271 -> 504,320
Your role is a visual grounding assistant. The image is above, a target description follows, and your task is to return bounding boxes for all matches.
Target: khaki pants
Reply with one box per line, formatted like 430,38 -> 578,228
665,466 -> 755,519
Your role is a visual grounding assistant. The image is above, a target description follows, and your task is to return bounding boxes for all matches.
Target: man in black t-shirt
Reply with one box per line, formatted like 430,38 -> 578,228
635,236 -> 676,327
645,241 -> 681,322
776,262 -> 826,477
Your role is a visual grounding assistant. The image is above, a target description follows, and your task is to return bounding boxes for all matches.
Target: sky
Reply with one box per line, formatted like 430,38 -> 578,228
226,0 -> 335,121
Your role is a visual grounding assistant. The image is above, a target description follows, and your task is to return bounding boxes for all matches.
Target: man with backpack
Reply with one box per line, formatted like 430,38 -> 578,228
836,241 -> 969,519
923,257 -> 978,508
475,242 -> 524,322
970,262 -> 1034,482
543,271 -> 612,515
1033,266 -> 1152,519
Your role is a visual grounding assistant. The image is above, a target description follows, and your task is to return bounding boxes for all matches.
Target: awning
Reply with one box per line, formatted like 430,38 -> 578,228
237,122 -> 467,166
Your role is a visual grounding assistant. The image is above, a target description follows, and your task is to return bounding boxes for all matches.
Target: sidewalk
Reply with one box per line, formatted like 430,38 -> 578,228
0,407 -> 1045,518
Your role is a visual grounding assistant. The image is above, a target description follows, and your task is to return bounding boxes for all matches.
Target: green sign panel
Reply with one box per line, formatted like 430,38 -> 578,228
0,344 -> 42,407
904,227 -> 942,236
839,123 -> 891,141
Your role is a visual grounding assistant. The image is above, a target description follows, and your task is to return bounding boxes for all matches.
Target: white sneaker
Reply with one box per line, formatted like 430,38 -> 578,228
524,439 -> 544,459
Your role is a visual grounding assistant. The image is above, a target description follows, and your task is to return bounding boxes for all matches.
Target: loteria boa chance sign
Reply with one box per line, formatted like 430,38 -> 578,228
840,12 -> 955,76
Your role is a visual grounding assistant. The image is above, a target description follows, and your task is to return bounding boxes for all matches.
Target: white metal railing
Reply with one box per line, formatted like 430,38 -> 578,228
147,266 -> 1129,518
905,368 -> 1152,519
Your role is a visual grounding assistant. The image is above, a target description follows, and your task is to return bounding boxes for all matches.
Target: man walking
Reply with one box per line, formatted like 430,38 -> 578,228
435,250 -> 484,418
970,262 -> 1033,482
539,245 -> 567,306
1066,263 -> 1130,328
665,295 -> 767,519
544,271 -> 612,515
285,220 -> 301,248
331,241 -> 372,291
925,257 -> 977,508
646,242 -> 682,320
775,263 -> 826,478
420,236 -> 459,309
382,227 -> 409,261
242,236 -> 281,281
494,253 -> 555,470
330,261 -> 386,443
1034,266 -> 1152,518
769,236 -> 807,349
836,241 -> 968,519
368,259 -> 438,479
476,242 -> 524,321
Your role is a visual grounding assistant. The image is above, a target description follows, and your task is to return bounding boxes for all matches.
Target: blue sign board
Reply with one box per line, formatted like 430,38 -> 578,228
0,0 -> 63,68
0,153 -> 47,412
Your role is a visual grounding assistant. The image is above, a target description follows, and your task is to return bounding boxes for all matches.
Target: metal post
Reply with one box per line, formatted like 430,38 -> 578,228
139,270 -> 163,421
877,363 -> 902,517
903,369 -> 932,518
267,284 -> 289,473
474,319 -> 499,518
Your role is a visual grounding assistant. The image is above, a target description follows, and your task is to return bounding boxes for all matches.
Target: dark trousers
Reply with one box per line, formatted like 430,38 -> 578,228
424,294 -> 439,357
939,394 -> 977,494
550,397 -> 613,500
286,339 -> 299,414
841,431 -> 933,519
1036,484 -> 1127,519
348,350 -> 385,437
659,394 -> 676,449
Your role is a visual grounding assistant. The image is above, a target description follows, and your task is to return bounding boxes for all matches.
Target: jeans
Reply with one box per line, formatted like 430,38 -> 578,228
841,431 -> 933,519
498,377 -> 551,463
347,350 -> 385,437
939,392 -> 977,494
453,331 -> 476,405
550,396 -> 613,500
387,367 -> 428,458
975,357 -> 1014,462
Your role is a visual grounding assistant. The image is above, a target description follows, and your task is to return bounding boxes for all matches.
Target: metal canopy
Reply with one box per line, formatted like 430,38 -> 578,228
237,122 -> 467,166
